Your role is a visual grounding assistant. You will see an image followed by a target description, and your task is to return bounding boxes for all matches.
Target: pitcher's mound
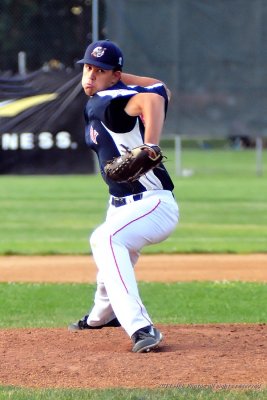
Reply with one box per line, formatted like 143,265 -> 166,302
0,324 -> 266,389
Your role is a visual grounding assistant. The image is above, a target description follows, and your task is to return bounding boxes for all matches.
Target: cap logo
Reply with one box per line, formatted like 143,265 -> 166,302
91,46 -> 106,58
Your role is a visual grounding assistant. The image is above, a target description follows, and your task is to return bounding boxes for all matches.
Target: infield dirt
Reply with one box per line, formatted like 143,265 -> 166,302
0,253 -> 266,283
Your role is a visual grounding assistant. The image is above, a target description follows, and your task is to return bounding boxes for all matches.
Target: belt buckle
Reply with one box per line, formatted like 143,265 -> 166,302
112,193 -> 143,207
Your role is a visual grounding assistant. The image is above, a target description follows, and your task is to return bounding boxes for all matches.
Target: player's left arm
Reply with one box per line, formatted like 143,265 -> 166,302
124,92 -> 165,145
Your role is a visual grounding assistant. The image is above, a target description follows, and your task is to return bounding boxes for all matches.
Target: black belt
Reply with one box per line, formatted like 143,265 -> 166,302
111,193 -> 143,208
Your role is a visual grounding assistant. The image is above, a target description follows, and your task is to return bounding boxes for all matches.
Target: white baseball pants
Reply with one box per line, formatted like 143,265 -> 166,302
86,190 -> 179,337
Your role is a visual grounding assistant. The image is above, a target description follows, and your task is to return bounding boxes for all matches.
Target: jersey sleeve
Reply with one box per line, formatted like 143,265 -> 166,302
145,83 -> 169,102
87,82 -> 169,133
126,82 -> 169,114
104,83 -> 170,130
89,89 -> 138,132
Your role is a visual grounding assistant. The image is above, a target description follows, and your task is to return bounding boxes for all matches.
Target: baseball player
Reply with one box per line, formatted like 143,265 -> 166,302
69,40 -> 179,353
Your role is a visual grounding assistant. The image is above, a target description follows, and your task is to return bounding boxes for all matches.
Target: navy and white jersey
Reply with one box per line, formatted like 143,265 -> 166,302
84,80 -> 174,197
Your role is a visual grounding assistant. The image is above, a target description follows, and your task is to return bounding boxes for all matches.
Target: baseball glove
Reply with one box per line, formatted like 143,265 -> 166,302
104,144 -> 164,183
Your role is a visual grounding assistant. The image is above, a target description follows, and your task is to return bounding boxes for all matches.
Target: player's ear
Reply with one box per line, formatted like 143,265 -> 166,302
113,70 -> 121,81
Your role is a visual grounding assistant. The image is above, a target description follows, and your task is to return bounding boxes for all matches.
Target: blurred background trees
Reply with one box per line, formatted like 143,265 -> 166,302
0,0 -> 105,72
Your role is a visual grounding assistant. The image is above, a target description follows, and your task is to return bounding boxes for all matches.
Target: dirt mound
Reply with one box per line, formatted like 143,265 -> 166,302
0,324 -> 266,389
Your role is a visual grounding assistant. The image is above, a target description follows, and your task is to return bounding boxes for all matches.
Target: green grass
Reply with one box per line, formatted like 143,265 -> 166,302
0,163 -> 267,254
0,386 -> 266,400
0,281 -> 266,328
176,148 -> 265,177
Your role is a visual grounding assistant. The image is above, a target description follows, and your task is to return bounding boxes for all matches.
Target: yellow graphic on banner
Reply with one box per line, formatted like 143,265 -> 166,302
0,93 -> 58,117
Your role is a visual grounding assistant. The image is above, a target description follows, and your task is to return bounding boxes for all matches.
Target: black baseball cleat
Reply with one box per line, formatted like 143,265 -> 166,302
68,315 -> 121,331
131,325 -> 163,353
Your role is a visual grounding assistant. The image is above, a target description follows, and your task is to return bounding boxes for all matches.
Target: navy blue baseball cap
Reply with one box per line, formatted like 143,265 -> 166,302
77,40 -> 123,70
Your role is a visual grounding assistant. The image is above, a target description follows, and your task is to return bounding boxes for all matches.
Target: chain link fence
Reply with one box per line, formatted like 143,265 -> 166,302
106,0 -> 267,141
1,0 -> 267,174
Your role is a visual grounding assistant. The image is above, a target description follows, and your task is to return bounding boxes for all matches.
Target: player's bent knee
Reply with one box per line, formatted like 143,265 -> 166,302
89,227 -> 102,248
90,225 -> 129,253
89,225 -> 111,249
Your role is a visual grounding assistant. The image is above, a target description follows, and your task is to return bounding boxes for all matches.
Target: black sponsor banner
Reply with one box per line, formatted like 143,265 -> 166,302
0,69 -> 94,174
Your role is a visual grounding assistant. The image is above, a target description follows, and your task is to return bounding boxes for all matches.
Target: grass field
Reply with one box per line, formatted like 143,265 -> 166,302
0,386 -> 266,400
0,148 -> 266,255
0,281 -> 266,328
0,148 -> 266,399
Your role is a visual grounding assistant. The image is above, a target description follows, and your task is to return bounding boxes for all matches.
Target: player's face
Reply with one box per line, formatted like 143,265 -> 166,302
82,64 -> 121,96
